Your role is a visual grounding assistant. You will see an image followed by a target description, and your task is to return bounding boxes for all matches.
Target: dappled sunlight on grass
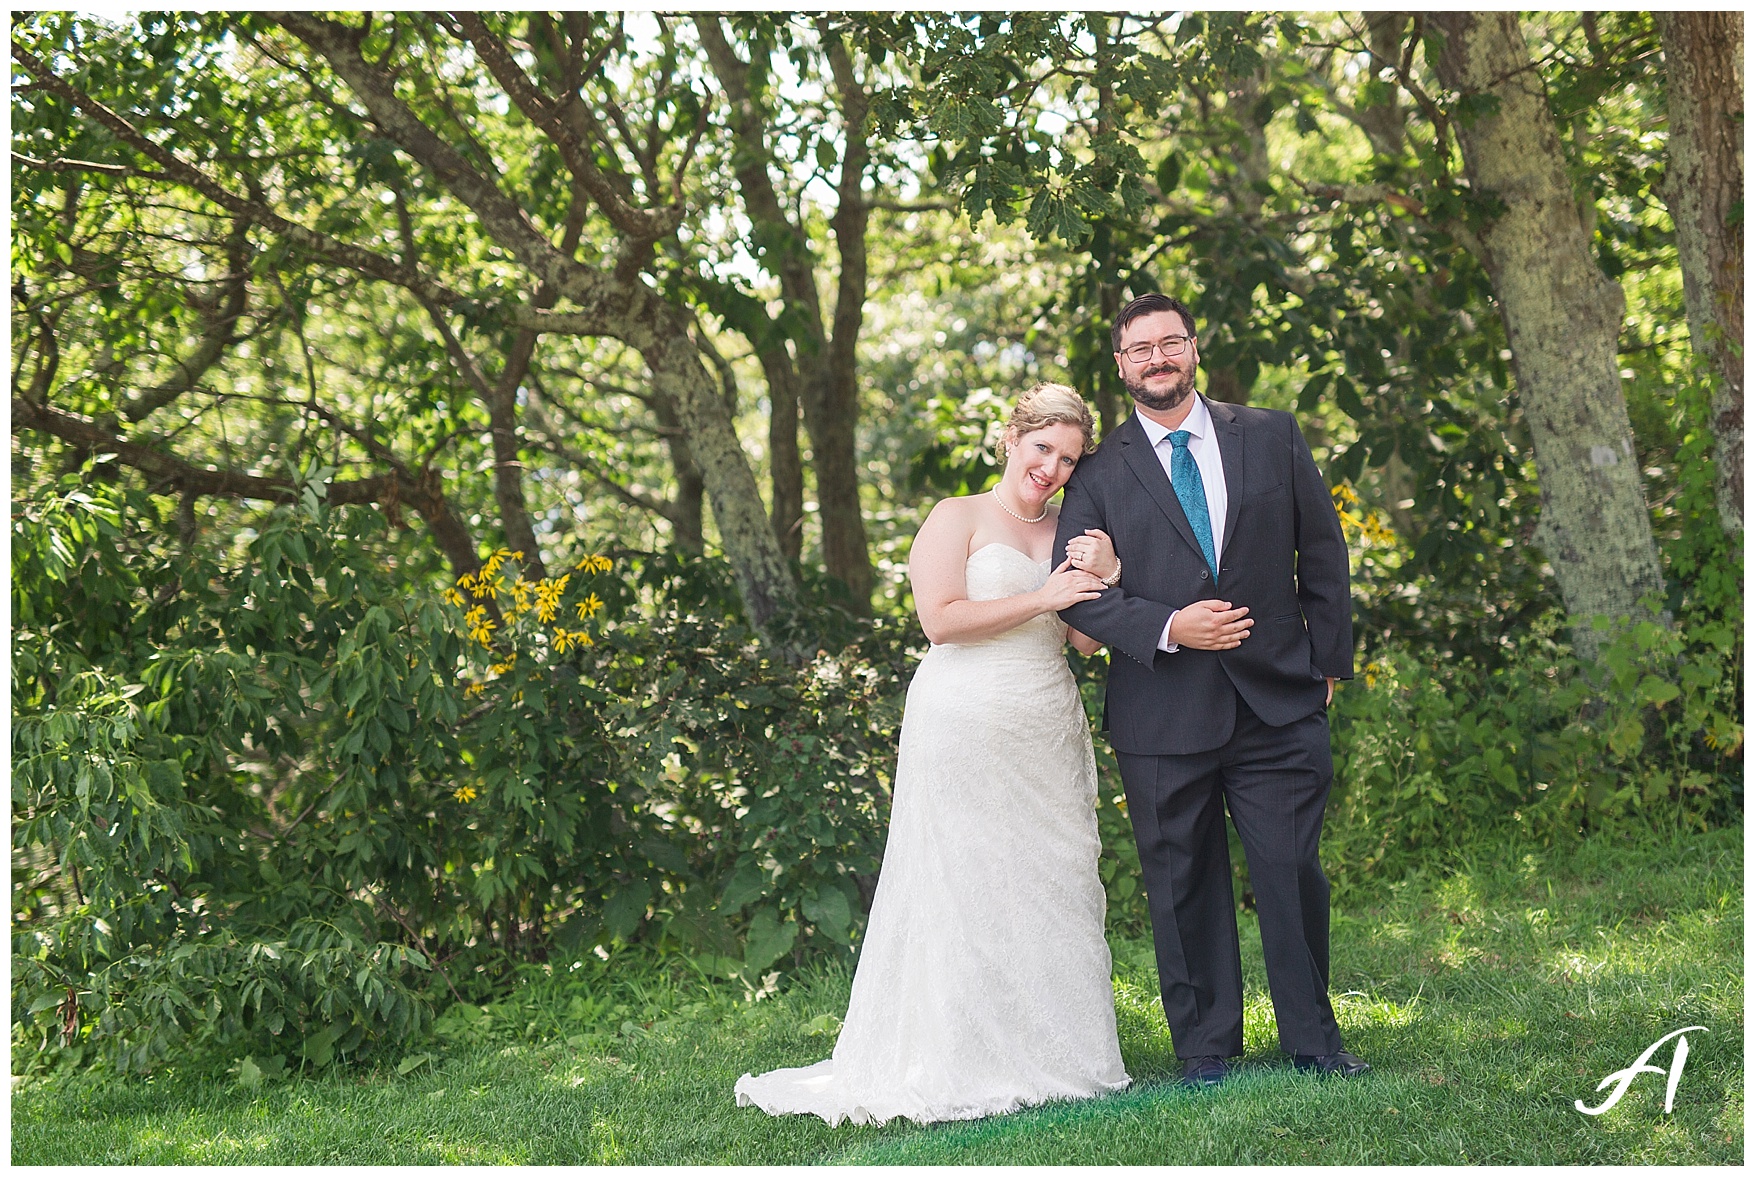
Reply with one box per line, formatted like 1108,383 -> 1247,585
14,828 -> 1741,1166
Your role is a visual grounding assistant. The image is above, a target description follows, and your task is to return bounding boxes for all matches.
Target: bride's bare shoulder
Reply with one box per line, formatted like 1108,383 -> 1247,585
913,495 -> 985,559
921,493 -> 988,525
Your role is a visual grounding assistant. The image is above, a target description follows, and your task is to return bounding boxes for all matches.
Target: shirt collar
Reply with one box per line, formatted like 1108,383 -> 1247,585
1135,394 -> 1210,448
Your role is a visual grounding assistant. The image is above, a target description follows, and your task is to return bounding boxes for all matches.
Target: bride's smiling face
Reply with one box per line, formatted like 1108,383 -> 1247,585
1004,421 -> 1086,505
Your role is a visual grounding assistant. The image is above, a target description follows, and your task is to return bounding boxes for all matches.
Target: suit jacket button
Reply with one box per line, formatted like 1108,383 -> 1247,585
1199,570 -> 1210,580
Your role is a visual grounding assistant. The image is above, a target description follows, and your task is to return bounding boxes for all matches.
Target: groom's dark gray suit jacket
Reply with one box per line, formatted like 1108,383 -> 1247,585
1055,398 -> 1354,757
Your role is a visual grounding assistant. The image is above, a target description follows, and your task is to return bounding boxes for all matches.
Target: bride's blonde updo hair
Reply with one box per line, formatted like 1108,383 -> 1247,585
996,382 -> 1097,463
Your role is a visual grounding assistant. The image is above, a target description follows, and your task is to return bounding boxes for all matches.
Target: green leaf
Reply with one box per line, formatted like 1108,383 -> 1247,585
302,1021 -> 342,1068
1607,716 -> 1645,759
742,905 -> 798,973
603,882 -> 652,940
802,885 -> 852,942
1298,372 -> 1332,412
1637,675 -> 1680,707
717,862 -> 767,913
804,1013 -> 842,1038
236,1056 -> 264,1089
1332,376 -> 1365,420
396,1052 -> 432,1076
638,838 -> 691,876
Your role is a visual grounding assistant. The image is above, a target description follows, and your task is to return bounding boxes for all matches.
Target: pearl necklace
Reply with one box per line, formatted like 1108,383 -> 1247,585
991,485 -> 1048,524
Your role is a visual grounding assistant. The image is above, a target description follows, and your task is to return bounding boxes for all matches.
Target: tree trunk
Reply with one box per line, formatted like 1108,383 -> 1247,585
487,328 -> 547,577
698,16 -> 874,610
1202,366 -> 1251,405
1430,12 -> 1666,654
759,348 -> 805,562
637,298 -> 799,636
801,369 -> 870,606
818,25 -> 875,610
1657,11 -> 1744,538
650,389 -> 704,554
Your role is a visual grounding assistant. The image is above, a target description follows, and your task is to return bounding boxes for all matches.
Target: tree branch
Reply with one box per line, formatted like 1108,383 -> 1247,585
522,397 -> 681,526
124,216 -> 255,422
269,12 -> 576,293
12,151 -> 141,177
10,39 -> 461,307
448,12 -> 680,244
14,396 -> 483,577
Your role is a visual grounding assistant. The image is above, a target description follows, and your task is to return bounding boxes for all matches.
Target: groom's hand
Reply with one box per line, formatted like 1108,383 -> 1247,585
1168,600 -> 1252,650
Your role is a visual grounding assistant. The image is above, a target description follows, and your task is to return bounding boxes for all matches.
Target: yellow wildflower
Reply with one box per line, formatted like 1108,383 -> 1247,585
468,615 -> 497,646
442,587 -> 465,607
453,784 -> 478,803
533,574 -> 569,622
471,572 -> 504,600
575,592 -> 604,620
575,553 -> 613,574
465,682 -> 487,696
552,628 -> 572,654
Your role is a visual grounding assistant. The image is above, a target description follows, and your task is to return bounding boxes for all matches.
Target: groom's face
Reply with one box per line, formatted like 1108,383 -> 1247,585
1115,309 -> 1199,412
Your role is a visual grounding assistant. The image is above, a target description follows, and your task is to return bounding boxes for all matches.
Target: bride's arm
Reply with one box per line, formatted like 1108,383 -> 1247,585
910,501 -> 1104,645
1066,626 -> 1104,655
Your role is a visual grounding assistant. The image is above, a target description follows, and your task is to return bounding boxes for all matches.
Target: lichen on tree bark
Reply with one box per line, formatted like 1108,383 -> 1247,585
1430,12 -> 1668,654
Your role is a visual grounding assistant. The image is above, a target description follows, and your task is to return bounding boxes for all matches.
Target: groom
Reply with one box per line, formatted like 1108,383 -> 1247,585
1055,293 -> 1367,1086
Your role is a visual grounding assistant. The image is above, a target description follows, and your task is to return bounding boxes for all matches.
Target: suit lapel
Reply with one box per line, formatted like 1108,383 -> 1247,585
1210,399 -> 1246,568
1117,413 -> 1204,565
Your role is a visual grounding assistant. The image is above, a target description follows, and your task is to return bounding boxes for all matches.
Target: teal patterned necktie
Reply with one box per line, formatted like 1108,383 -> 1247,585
1167,430 -> 1217,576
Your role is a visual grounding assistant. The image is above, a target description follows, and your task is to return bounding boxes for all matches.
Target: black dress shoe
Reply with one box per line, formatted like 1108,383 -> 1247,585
1291,1050 -> 1371,1078
1179,1055 -> 1234,1087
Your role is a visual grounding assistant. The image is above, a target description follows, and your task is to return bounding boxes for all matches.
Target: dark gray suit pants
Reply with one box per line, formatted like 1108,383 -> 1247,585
1115,688 -> 1342,1059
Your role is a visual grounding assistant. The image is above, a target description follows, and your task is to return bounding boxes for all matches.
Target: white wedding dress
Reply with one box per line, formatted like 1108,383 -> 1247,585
735,543 -> 1130,1126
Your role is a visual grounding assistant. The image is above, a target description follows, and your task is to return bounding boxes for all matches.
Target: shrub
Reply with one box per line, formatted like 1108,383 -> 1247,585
12,476 -> 903,1075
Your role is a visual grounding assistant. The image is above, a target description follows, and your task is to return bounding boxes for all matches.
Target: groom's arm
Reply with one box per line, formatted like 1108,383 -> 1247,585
1288,415 -> 1355,680
1054,472 -> 1175,668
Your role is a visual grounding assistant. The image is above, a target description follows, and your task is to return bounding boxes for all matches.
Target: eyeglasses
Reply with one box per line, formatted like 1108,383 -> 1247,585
1120,336 -> 1193,363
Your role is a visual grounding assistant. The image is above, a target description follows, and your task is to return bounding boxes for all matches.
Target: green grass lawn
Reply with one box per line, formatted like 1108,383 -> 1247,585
13,826 -> 1742,1165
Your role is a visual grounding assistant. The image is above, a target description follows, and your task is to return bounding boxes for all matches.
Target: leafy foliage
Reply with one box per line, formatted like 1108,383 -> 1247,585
12,478 -> 902,1075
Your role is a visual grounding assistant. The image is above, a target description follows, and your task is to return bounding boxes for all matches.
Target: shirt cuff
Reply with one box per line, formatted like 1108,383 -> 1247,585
1159,611 -> 1179,653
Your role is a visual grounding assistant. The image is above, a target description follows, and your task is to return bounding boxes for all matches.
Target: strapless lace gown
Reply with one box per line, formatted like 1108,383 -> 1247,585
734,543 -> 1129,1126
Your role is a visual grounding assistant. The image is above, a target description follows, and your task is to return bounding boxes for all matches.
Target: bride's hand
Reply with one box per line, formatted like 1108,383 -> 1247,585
1038,558 -> 1107,611
1066,528 -> 1119,582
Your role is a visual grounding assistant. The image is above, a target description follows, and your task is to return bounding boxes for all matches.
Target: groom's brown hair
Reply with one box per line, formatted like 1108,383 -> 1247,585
1111,293 -> 1197,350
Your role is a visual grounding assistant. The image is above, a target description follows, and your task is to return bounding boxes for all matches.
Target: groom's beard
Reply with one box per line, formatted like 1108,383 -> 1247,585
1124,361 -> 1196,412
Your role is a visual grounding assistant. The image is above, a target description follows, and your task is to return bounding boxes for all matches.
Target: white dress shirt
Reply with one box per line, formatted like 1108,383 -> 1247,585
1134,399 -> 1228,653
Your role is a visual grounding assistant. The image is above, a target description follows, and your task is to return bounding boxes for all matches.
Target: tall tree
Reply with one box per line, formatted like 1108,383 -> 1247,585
1656,11 -> 1744,537
694,15 -> 875,606
1429,12 -> 1667,649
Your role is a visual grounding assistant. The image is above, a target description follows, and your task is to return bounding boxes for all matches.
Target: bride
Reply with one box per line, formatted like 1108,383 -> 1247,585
735,382 -> 1129,1126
